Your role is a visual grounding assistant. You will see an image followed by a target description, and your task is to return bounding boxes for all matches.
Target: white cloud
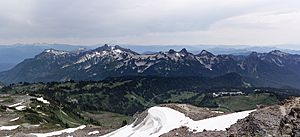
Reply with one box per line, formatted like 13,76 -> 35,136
0,0 -> 299,48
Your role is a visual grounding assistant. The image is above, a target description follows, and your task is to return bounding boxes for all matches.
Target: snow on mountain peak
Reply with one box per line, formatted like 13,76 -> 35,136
112,48 -> 123,54
43,49 -> 69,56
75,45 -> 137,65
93,44 -> 138,55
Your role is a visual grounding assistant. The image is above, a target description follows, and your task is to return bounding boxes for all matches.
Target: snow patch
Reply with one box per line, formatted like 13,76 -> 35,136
101,107 -> 255,137
175,53 -> 182,57
113,49 -> 123,54
0,125 -> 19,131
88,130 -> 100,135
45,49 -> 68,56
30,125 -> 86,137
15,106 -> 26,111
9,102 -> 23,107
135,61 -> 147,67
271,58 -> 284,67
10,117 -> 20,122
238,62 -> 246,70
36,97 -> 50,104
84,64 -> 92,70
212,111 -> 224,114
8,102 -> 26,110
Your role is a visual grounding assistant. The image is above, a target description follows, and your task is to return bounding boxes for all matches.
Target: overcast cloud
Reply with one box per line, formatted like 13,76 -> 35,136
0,0 -> 300,48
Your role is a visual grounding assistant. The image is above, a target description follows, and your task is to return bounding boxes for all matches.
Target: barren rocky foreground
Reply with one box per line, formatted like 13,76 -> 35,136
1,93 -> 299,137
161,97 -> 300,137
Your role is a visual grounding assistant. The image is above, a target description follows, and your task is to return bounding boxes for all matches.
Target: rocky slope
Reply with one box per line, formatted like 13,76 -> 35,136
228,97 -> 300,137
161,97 -> 300,137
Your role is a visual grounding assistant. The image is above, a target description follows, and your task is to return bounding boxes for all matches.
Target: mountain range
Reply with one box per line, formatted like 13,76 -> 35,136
1,43 -> 300,72
0,44 -> 300,89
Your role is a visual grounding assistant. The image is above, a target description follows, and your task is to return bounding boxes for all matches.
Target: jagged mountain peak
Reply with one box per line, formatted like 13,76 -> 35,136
93,44 -> 111,52
168,49 -> 176,54
92,44 -> 138,55
179,48 -> 188,55
198,50 -> 215,57
269,50 -> 289,57
113,45 -> 139,55
1,45 -> 300,89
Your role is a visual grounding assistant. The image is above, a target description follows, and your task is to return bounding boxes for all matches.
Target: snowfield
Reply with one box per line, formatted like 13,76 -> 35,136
101,107 -> 255,137
30,125 -> 86,137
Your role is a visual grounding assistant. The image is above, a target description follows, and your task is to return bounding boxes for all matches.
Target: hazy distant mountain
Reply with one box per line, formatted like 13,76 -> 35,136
1,44 -> 300,89
0,63 -> 15,72
0,43 -> 89,71
122,44 -> 300,55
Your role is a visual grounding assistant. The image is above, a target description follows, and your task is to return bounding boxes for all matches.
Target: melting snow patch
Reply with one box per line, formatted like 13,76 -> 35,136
212,111 -> 224,114
113,49 -> 123,54
10,117 -> 20,122
0,125 -> 20,131
30,125 -> 86,137
88,130 -> 100,135
9,102 -> 23,107
27,124 -> 40,128
101,107 -> 255,137
15,106 -> 26,111
36,97 -> 50,104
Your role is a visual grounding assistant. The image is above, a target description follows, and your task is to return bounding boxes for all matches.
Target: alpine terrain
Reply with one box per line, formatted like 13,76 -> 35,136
1,44 -> 300,89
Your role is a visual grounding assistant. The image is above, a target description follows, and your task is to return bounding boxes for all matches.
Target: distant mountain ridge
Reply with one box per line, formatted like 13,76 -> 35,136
0,43 -> 89,71
1,43 -> 300,72
1,44 -> 300,89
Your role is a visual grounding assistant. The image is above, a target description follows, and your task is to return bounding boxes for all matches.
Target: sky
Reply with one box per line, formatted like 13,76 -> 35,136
0,0 -> 300,49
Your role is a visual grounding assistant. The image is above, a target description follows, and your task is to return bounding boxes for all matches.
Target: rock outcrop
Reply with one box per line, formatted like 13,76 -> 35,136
161,97 -> 300,137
